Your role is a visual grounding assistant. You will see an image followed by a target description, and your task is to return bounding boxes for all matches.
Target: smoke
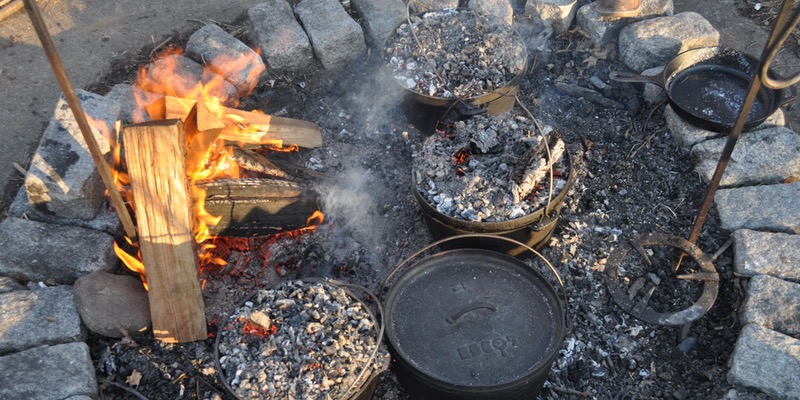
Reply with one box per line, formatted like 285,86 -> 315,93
316,167 -> 384,252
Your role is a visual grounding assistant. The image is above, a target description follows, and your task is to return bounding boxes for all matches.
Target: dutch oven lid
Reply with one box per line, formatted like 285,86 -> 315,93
384,249 -> 564,388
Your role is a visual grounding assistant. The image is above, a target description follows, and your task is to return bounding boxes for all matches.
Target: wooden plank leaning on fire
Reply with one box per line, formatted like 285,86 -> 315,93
122,117 -> 207,343
144,95 -> 323,149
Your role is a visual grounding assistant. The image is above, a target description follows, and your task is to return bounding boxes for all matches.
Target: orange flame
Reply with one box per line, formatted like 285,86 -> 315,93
114,237 -> 148,291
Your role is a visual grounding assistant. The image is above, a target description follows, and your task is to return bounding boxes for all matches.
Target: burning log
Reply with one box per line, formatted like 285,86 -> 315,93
198,178 -> 320,236
122,119 -> 207,343
144,96 -> 323,149
510,132 -> 566,204
230,148 -> 289,179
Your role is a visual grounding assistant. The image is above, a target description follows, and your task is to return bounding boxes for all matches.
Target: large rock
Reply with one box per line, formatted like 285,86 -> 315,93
140,54 -> 238,104
733,229 -> 800,281
105,83 -> 159,124
352,0 -> 408,46
618,12 -> 718,71
728,324 -> 800,399
0,217 -> 118,283
409,0 -> 459,11
469,0 -> 514,26
73,271 -> 150,338
185,24 -> 266,95
8,185 -> 122,235
576,0 -> 673,45
666,104 -> 784,154
740,275 -> 800,337
24,90 -> 120,220
295,0 -> 366,70
714,182 -> 800,234
247,1 -> 315,71
524,0 -> 578,33
0,343 -> 98,400
0,286 -> 85,355
691,126 -> 800,187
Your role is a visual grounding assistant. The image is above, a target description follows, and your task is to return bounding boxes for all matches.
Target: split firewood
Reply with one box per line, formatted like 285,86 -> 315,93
145,96 -> 322,149
231,148 -> 290,180
122,119 -> 207,343
510,132 -> 566,204
196,178 -> 320,236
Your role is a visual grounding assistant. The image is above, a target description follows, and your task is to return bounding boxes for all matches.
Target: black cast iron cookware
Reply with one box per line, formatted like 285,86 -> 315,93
609,46 -> 794,133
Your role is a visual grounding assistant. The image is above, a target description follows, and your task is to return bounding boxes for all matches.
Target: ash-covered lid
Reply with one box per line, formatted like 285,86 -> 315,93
384,8 -> 527,100
383,249 -> 564,388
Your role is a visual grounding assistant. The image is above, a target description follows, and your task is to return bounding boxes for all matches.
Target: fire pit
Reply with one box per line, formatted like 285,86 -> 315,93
70,3 -> 747,400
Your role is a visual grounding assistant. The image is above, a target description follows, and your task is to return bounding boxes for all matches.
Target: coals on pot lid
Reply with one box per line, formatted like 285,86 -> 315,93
412,113 -> 569,222
216,281 -> 388,399
384,8 -> 527,99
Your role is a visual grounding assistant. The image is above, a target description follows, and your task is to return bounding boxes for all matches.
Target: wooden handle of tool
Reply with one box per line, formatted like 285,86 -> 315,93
23,0 -> 137,239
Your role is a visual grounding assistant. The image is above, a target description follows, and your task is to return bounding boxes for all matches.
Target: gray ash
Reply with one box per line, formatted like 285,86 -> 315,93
384,9 -> 527,99
216,280 -> 388,399
413,113 -> 568,222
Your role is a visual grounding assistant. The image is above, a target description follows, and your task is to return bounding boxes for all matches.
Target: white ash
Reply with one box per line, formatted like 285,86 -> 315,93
412,113 -> 568,222
217,281 -> 388,399
384,9 -> 526,99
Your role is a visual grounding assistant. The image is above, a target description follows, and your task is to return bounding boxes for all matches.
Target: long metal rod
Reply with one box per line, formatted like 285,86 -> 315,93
685,0 -> 798,246
23,0 -> 137,239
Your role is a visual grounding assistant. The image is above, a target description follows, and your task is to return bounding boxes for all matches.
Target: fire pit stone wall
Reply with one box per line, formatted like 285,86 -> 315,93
618,11 -> 719,72
247,1 -> 315,71
576,0 -> 673,45
295,0 -> 367,70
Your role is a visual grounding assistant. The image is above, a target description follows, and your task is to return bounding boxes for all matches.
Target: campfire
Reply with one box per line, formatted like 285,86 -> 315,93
111,49 -> 327,343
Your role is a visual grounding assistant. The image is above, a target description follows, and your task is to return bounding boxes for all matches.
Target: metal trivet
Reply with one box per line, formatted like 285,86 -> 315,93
605,0 -> 800,326
604,233 -> 718,326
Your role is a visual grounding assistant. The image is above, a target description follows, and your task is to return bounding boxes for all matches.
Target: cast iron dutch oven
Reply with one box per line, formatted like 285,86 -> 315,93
610,46 -> 794,132
384,9 -> 528,117
381,235 -> 567,400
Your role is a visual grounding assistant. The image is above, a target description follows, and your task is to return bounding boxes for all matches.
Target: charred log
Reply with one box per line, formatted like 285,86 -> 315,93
197,178 -> 319,236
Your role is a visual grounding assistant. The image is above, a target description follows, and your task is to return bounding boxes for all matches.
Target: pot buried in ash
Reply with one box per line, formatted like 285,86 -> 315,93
412,113 -> 573,255
384,8 -> 528,118
215,280 -> 388,400
382,241 -> 567,399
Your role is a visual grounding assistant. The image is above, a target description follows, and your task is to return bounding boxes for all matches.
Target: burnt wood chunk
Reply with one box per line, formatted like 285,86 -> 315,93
197,178 -> 320,236
511,132 -> 566,204
122,119 -> 207,343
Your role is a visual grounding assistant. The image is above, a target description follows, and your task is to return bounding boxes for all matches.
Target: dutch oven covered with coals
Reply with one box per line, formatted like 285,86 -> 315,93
381,235 -> 567,399
384,8 -> 528,117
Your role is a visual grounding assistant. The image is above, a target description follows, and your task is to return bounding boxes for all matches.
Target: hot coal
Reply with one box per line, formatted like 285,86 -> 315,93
216,280 -> 388,399
412,113 -> 568,222
384,9 -> 526,99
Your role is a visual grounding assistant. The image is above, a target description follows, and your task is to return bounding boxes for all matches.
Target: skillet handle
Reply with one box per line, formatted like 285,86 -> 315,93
608,70 -> 662,86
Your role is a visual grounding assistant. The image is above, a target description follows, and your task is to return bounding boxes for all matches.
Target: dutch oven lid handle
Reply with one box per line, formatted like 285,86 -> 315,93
381,234 -> 569,329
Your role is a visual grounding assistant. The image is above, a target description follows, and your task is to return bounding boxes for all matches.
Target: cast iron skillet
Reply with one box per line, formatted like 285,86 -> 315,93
609,46 -> 795,133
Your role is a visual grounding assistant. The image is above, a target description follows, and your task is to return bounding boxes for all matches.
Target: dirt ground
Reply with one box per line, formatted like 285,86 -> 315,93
3,0 -> 798,399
